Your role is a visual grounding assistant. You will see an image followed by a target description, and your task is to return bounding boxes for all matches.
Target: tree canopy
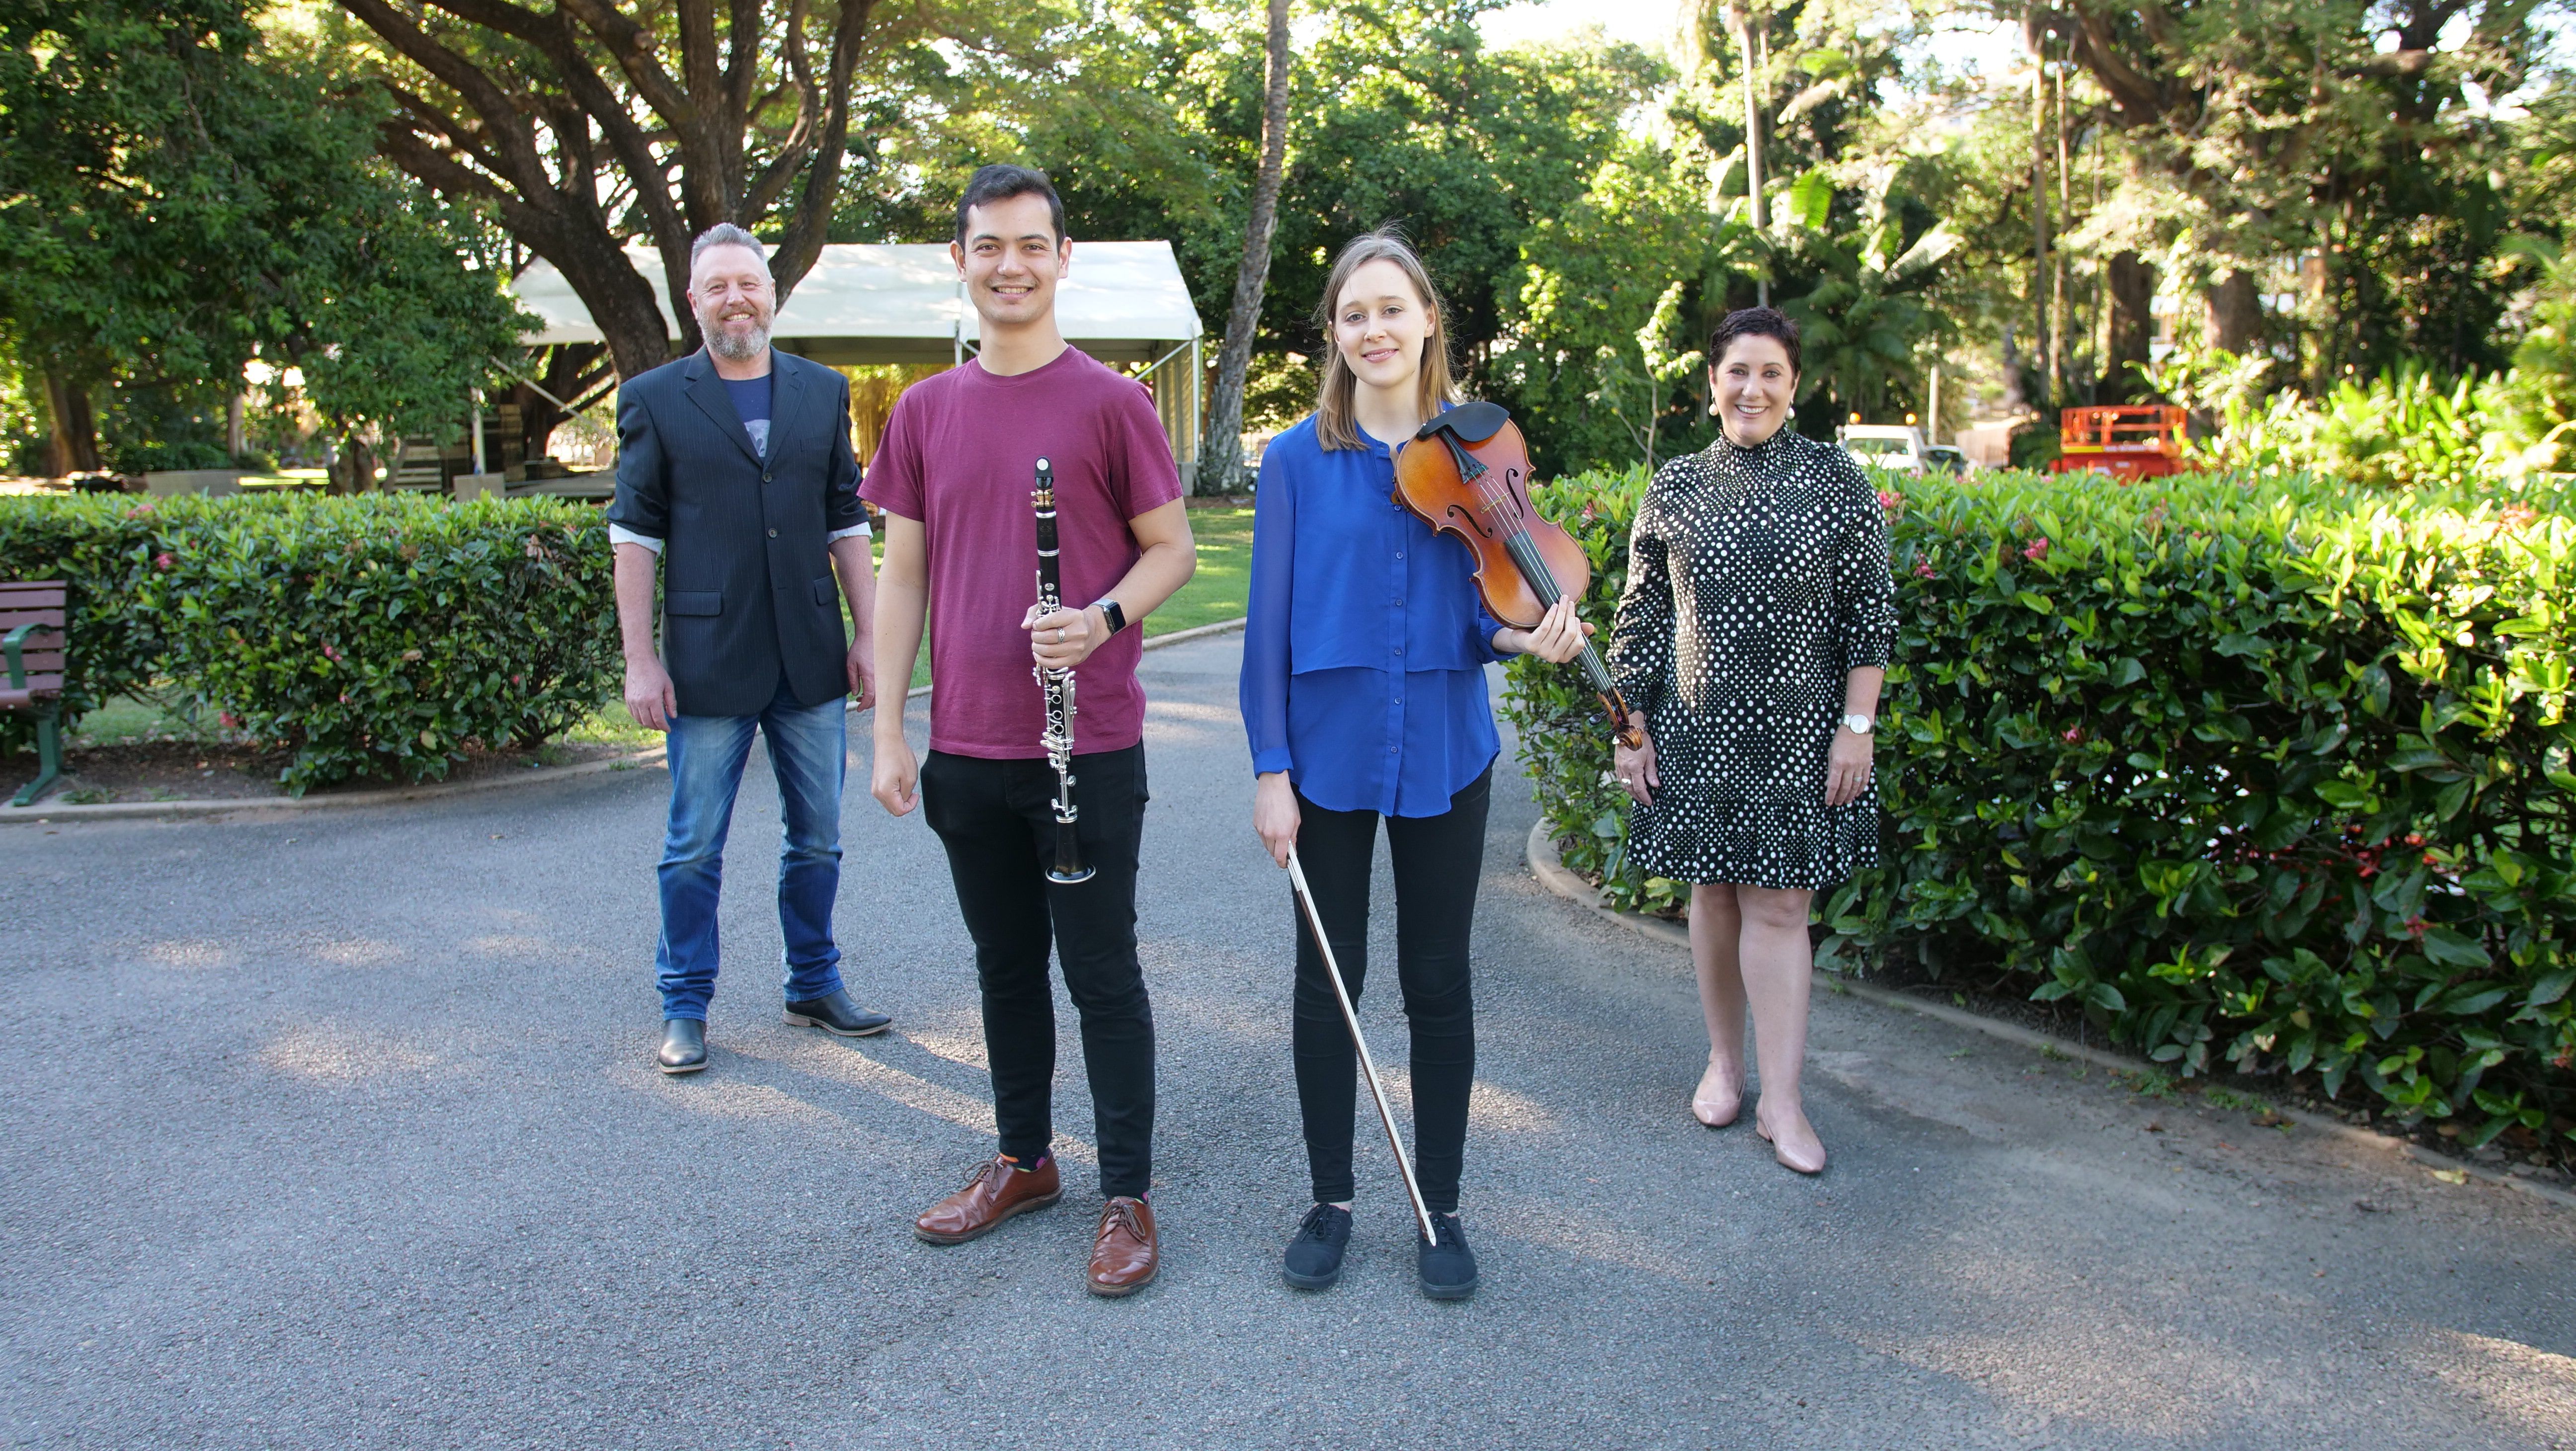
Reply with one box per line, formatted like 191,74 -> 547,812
3,0 -> 2571,481
0,0 -> 524,477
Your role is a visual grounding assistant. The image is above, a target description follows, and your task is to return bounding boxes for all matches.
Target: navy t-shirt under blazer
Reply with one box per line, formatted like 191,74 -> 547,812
1240,413 -> 1507,817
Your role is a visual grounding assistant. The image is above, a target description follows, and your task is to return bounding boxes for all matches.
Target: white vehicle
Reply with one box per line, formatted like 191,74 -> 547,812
1836,423 -> 1928,473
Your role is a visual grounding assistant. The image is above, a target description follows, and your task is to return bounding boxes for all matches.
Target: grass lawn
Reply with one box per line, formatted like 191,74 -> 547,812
237,468 -> 332,490
1152,504 -> 1252,636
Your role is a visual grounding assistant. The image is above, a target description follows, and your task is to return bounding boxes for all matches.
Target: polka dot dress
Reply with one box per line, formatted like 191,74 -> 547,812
1605,429 -> 1898,890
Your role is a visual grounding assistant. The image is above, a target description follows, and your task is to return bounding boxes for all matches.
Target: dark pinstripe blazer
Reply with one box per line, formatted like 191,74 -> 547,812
607,349 -> 866,717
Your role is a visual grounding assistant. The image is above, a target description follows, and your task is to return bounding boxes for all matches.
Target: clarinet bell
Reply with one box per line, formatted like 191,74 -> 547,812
1047,823 -> 1096,885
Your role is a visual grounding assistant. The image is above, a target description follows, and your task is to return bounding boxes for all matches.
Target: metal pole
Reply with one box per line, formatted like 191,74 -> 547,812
1190,335 -> 1203,484
1287,849 -> 1438,1243
471,389 -> 486,476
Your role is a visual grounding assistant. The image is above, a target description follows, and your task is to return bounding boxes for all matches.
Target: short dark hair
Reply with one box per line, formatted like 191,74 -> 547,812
954,164 -> 1067,246
1707,306 -> 1801,376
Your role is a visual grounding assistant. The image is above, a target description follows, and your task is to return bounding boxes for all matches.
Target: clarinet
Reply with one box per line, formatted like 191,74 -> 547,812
1032,458 -> 1095,885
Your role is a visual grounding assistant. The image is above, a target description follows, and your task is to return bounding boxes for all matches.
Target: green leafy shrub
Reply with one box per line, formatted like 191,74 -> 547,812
2145,346 -> 2572,488
1501,465 -> 2576,1146
0,494 -> 171,745
0,493 -> 617,790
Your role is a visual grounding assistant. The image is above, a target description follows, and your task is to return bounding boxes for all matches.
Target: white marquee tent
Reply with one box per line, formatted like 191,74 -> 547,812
508,242 -> 1206,472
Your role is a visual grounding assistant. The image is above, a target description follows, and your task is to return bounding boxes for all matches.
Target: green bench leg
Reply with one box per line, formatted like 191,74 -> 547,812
12,705 -> 59,807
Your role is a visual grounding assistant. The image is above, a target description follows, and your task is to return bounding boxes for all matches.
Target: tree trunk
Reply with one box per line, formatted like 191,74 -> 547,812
1196,0 -> 1292,496
2000,324 -> 2028,415
1730,3 -> 1768,307
555,226 -> 684,384
339,0 -> 877,384
2203,269 -> 2263,355
2096,250 -> 2157,402
2027,50 -> 2052,412
39,370 -> 100,477
333,431 -> 376,494
2050,52 -> 2071,403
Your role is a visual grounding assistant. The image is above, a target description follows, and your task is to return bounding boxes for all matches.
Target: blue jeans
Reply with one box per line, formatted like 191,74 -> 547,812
656,679 -> 847,1021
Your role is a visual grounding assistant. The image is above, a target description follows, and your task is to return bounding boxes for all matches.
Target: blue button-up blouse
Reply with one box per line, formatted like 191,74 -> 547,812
1239,414 -> 1506,817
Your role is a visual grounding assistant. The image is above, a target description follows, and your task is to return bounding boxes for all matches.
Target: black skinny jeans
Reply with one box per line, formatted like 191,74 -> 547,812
1291,765 -> 1489,1214
921,745 -> 1155,1200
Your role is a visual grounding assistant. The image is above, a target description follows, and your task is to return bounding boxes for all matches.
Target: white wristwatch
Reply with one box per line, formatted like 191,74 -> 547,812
1840,713 -> 1875,735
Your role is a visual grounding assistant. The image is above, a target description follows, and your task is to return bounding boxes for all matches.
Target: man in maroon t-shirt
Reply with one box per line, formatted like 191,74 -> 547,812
864,165 -> 1195,1297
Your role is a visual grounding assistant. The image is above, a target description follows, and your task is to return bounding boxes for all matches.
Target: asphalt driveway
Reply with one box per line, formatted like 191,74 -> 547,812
2,633 -> 2570,1450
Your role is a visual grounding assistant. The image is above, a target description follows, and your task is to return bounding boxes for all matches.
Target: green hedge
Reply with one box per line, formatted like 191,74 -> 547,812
1501,465 -> 2576,1148
0,493 -> 618,791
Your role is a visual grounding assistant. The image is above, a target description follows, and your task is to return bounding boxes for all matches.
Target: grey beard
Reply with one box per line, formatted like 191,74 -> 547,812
708,322 -> 769,361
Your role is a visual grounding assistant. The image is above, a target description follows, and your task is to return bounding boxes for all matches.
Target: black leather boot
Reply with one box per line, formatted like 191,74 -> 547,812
658,1018 -> 707,1074
783,988 -> 892,1037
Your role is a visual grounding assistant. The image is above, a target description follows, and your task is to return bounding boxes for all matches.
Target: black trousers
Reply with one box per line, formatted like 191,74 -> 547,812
1291,765 -> 1489,1214
921,745 -> 1154,1200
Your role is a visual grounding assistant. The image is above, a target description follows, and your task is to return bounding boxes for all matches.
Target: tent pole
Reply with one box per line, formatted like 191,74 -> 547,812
1190,335 -> 1203,483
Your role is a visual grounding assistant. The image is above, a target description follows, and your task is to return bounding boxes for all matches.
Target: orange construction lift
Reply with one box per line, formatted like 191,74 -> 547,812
2048,404 -> 2195,480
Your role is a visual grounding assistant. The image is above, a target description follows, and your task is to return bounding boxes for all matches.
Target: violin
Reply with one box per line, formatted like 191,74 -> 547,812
1392,402 -> 1644,749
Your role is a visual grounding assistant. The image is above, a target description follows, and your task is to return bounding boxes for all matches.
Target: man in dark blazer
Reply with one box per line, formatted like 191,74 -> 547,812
608,223 -> 890,1075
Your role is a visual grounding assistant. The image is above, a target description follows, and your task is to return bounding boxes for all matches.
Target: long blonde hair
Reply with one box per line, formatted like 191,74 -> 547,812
1312,228 -> 1460,452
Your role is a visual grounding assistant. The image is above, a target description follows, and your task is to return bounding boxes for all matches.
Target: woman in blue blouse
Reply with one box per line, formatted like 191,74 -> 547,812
1240,230 -> 1585,1300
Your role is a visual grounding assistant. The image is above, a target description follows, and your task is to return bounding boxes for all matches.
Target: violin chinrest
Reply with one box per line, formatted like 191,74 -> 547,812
1413,401 -> 1512,444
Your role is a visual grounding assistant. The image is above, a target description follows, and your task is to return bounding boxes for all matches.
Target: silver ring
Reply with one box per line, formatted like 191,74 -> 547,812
1055,628 -> 1066,643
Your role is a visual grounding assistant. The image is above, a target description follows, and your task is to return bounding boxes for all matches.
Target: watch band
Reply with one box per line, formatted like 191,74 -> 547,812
1093,597 -> 1127,637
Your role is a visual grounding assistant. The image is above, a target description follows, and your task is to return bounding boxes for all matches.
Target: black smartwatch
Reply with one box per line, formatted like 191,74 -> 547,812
1093,597 -> 1127,637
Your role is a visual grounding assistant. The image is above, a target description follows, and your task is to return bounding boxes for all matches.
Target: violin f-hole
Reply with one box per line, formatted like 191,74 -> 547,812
1443,502 -> 1495,539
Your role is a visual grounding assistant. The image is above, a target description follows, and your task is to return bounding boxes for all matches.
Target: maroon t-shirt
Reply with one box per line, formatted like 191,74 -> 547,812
862,347 -> 1184,759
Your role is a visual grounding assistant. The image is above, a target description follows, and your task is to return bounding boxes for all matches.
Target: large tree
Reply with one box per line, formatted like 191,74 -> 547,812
0,0 -> 523,480
2024,0 -> 2561,377
336,0 -> 883,385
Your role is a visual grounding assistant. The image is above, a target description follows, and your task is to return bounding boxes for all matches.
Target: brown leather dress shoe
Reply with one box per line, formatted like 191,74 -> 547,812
1086,1196 -> 1158,1297
913,1155 -> 1062,1245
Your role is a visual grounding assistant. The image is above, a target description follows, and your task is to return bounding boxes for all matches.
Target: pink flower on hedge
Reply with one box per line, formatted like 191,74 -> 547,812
2022,537 -> 2050,562
219,712 -> 240,729
322,644 -> 341,662
1913,560 -> 1935,580
510,673 -> 524,686
2062,726 -> 2084,743
1876,489 -> 1902,511
153,552 -> 174,570
2404,915 -> 2428,939
2499,503 -> 2539,529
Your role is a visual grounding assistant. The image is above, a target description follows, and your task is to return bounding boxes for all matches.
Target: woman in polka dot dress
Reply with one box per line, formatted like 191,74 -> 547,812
1605,307 -> 1897,1176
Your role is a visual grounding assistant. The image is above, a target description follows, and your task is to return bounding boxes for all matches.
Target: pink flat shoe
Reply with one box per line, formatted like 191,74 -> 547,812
1691,1060 -> 1744,1129
1754,1108 -> 1827,1175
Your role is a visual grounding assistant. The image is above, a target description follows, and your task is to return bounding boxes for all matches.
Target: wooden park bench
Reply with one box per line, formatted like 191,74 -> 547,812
1,581 -> 65,807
